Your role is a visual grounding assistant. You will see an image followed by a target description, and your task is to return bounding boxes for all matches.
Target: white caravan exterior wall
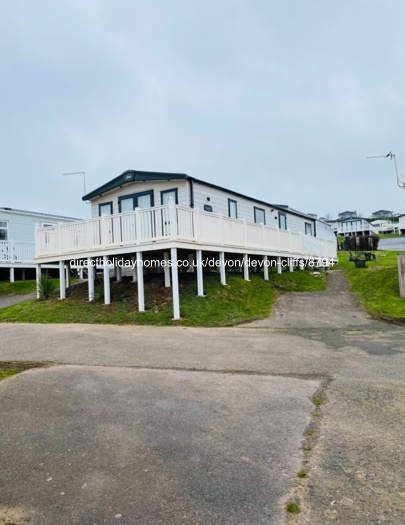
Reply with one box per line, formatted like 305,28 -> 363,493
90,178 -> 317,237
0,208 -> 77,243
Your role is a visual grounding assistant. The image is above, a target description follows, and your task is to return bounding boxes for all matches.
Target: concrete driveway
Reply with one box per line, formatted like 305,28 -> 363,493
0,366 -> 317,525
0,271 -> 404,525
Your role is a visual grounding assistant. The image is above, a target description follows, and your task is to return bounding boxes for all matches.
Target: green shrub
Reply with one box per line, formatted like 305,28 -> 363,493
37,274 -> 57,300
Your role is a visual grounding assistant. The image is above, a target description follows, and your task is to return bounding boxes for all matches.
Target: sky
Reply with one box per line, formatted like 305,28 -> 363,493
2,0 -> 405,220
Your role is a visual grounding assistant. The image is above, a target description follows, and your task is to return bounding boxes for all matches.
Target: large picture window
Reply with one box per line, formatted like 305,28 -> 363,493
118,190 -> 154,212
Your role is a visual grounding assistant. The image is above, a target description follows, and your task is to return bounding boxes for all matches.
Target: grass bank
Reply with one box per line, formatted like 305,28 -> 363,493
0,270 -> 326,327
335,251 -> 405,323
0,280 -> 36,295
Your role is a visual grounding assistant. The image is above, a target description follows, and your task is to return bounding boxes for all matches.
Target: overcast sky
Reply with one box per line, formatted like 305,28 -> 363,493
2,0 -> 405,220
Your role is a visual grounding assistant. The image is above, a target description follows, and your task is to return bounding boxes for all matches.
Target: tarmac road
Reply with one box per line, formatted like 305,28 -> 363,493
0,271 -> 404,525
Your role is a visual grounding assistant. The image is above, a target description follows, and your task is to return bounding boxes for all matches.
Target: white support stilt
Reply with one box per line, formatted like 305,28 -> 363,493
78,269 -> 84,279
163,251 -> 171,287
21,269 -> 26,281
103,256 -> 110,305
132,255 -> 137,282
196,250 -> 204,296
263,255 -> 269,281
59,260 -> 66,300
188,253 -> 195,273
289,258 -> 294,272
243,254 -> 250,281
136,252 -> 145,312
116,265 -> 122,282
36,264 -> 41,299
9,267 -> 15,283
171,247 -> 180,319
277,256 -> 282,274
219,252 -> 227,285
299,260 -> 305,270
65,264 -> 71,288
88,257 -> 95,301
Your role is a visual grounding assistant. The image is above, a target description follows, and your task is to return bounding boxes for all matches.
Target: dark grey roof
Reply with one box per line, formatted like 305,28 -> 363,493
83,169 -> 316,222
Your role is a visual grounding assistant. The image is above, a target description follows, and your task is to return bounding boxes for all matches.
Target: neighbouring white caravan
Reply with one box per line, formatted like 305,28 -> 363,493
0,207 -> 79,281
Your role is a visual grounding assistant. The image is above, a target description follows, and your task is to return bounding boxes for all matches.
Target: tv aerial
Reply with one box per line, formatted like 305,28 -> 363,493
367,152 -> 405,188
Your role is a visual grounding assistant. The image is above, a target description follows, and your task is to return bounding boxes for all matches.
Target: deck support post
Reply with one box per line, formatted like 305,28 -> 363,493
243,254 -> 250,281
116,265 -> 122,282
219,252 -> 227,285
59,260 -> 66,300
196,250 -> 204,296
277,256 -> 282,274
136,252 -> 145,312
103,256 -> 110,305
21,269 -> 26,281
65,264 -> 71,288
9,267 -> 15,283
131,255 -> 137,282
163,251 -> 171,287
288,258 -> 294,272
171,247 -> 181,319
299,260 -> 305,270
263,255 -> 269,281
88,257 -> 95,301
36,264 -> 41,299
188,253 -> 195,273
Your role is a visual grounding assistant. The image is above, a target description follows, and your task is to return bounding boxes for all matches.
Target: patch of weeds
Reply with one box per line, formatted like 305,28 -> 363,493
312,411 -> 321,417
0,369 -> 21,381
312,397 -> 322,406
285,502 -> 300,513
306,429 -> 314,436
297,469 -> 308,478
303,444 -> 311,451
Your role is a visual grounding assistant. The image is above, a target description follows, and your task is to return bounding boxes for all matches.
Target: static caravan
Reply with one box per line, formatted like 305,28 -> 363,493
0,207 -> 79,281
35,169 -> 338,319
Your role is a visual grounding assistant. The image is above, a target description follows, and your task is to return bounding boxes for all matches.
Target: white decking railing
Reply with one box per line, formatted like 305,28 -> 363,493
35,203 -> 337,260
0,240 -> 36,263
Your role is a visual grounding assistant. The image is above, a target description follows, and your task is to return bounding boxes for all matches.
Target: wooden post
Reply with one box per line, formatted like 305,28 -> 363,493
132,255 -> 137,282
263,255 -> 269,281
59,260 -> 66,300
9,267 -> 15,283
398,254 -> 405,298
88,257 -> 95,302
171,247 -> 180,319
243,254 -> 250,282
277,256 -> 282,274
196,250 -> 204,296
103,255 -> 110,305
65,264 -> 71,288
163,251 -> 170,287
137,252 -> 145,312
36,264 -> 41,299
219,252 -> 227,285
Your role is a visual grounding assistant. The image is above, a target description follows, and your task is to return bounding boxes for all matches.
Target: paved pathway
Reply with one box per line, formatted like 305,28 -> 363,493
0,292 -> 35,309
0,271 -> 404,525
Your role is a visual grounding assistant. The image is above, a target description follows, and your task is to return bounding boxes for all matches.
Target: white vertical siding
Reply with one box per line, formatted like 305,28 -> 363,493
0,210 -> 76,243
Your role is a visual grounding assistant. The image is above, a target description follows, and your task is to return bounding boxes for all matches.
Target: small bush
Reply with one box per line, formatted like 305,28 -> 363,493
94,279 -> 133,303
37,274 -> 57,300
